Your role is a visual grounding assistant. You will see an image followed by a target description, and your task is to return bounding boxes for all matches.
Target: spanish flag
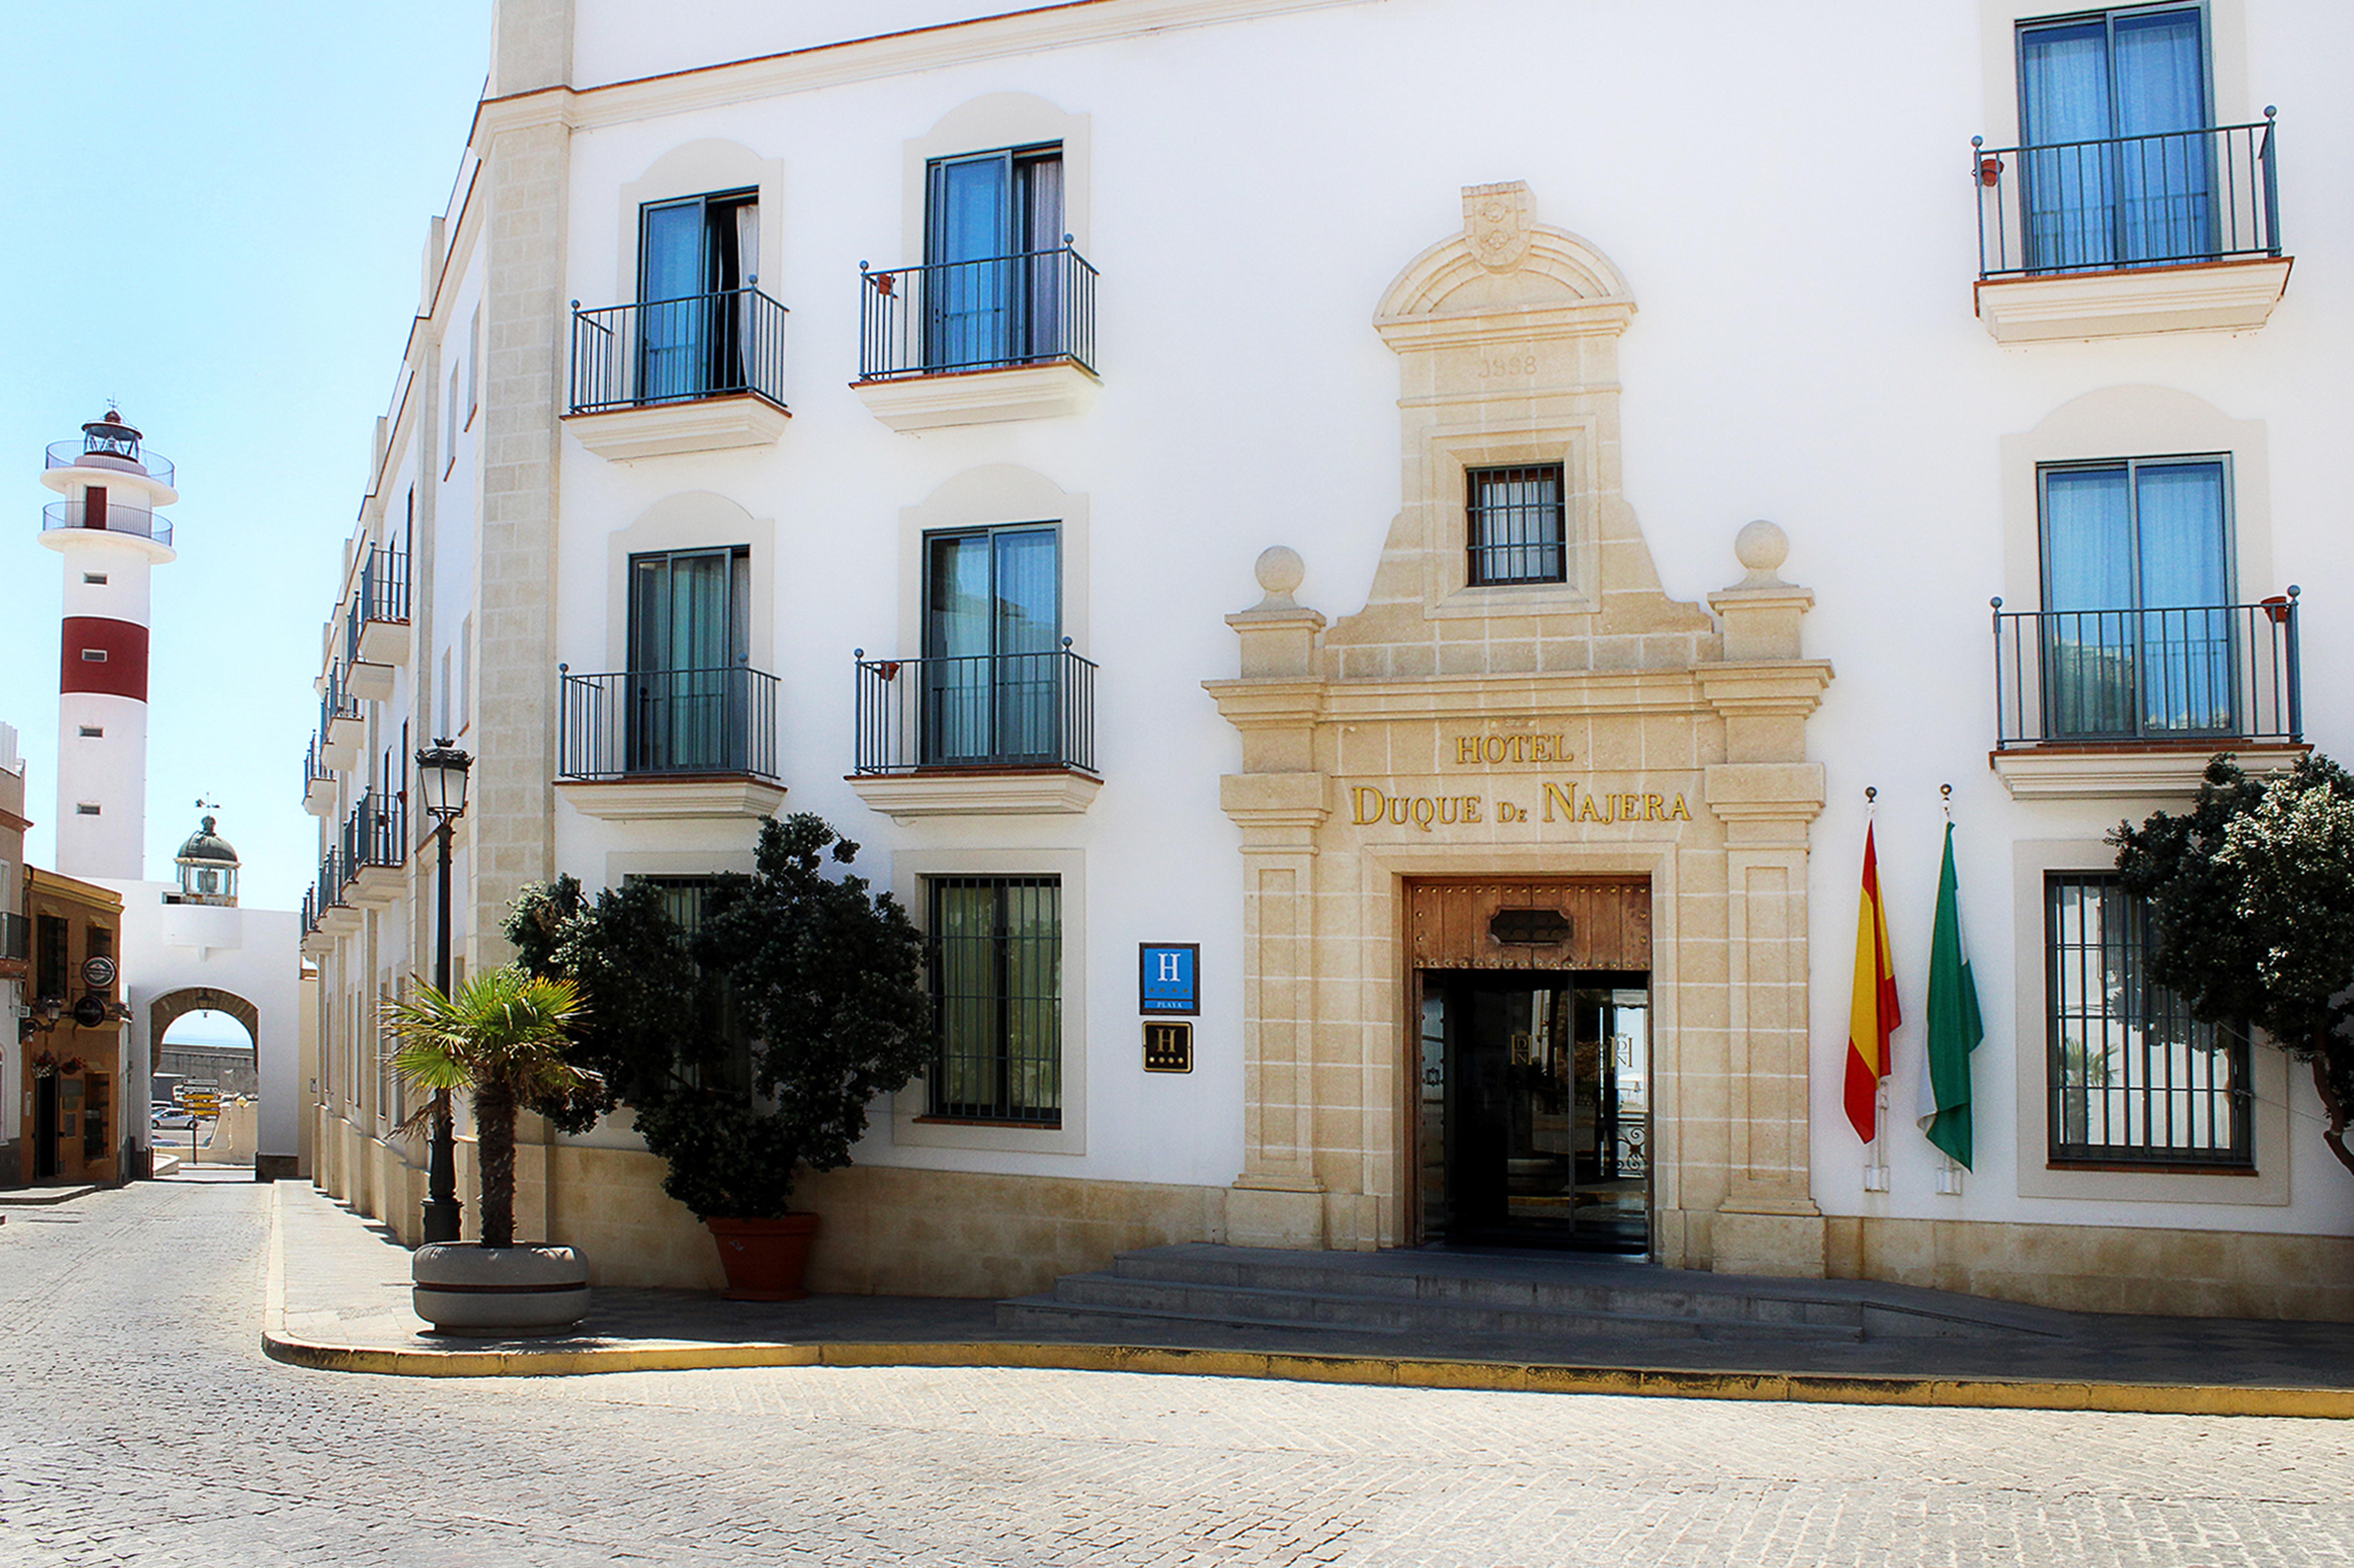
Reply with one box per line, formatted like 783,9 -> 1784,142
1843,824 -> 1901,1144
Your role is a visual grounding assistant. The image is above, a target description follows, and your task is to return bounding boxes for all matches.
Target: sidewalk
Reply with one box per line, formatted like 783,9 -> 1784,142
265,1183 -> 2354,1415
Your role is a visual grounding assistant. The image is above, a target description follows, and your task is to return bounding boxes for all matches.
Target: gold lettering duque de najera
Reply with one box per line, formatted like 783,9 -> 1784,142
1349,780 -> 1691,831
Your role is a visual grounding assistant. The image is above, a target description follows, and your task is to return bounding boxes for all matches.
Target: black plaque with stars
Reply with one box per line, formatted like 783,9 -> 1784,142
1143,1021 -> 1193,1074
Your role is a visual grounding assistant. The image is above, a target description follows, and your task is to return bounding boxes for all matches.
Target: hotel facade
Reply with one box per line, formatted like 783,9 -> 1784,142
303,0 -> 2353,1318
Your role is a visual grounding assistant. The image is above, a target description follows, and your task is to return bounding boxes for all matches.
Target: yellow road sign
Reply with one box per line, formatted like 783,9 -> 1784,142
186,1093 -> 221,1116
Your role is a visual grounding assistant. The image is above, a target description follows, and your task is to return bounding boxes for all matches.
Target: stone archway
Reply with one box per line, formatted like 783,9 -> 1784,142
150,986 -> 259,1047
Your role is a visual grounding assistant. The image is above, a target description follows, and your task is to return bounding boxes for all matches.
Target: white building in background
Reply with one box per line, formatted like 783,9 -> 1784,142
111,816 -> 305,1179
304,0 -> 2351,1317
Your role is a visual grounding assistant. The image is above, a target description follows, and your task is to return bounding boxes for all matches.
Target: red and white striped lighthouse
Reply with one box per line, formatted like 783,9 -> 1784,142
38,410 -> 178,881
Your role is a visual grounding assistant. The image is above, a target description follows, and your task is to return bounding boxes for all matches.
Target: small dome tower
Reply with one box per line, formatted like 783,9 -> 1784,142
172,813 -> 239,907
39,410 -> 178,880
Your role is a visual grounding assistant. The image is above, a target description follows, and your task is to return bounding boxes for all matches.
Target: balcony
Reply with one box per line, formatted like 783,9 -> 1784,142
39,498 -> 177,566
301,735 -> 336,816
310,850 -> 359,942
848,645 -> 1101,819
339,793 -> 406,907
355,542 -> 411,666
563,287 -> 791,461
1990,594 -> 2306,797
340,598 -> 394,703
1973,115 -> 2290,342
44,431 -> 177,508
852,244 -> 1100,431
319,668 -> 363,769
555,664 -> 786,821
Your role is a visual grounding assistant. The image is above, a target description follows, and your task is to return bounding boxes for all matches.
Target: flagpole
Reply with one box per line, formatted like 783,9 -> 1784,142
1861,787 -> 1892,1192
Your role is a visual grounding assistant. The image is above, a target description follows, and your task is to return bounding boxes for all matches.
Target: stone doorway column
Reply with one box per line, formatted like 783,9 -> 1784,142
1698,522 -> 1831,1277
1218,550 -> 1332,1249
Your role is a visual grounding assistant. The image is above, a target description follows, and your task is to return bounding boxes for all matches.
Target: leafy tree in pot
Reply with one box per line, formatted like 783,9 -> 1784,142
2111,754 -> 2354,1178
383,969 -> 600,1248
507,813 -> 933,1220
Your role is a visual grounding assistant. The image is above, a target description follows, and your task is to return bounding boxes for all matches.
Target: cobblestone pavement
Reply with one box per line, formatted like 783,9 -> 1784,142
6,1181 -> 2353,1567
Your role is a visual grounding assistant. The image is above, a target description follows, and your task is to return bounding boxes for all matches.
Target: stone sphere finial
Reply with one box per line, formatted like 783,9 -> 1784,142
1733,519 -> 1789,587
1253,545 -> 1306,608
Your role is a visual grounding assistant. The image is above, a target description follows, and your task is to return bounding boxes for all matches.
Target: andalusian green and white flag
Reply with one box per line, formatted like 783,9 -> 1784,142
1918,821 -> 1985,1168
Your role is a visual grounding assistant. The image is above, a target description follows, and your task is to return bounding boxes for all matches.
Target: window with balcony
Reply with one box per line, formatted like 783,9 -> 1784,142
855,139 -> 1098,428
2046,873 -> 2250,1167
558,545 -> 783,817
1995,455 -> 2302,759
928,875 -> 1062,1126
566,186 -> 789,457
1972,6 -> 2285,340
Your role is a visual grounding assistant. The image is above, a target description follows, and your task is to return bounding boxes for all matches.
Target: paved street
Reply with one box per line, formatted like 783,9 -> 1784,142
4,1181 -> 2352,1567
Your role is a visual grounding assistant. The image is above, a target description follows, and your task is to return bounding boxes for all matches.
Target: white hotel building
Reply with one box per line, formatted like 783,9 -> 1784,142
303,0 -> 2352,1317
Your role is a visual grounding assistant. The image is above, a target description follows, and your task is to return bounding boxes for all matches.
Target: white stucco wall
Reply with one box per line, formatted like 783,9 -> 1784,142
314,0 -> 2354,1247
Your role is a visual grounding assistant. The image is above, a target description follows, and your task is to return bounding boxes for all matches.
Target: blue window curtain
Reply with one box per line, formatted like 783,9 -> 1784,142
637,193 -> 755,402
923,526 -> 1061,765
640,200 -> 708,402
2039,460 -> 2230,738
2019,7 -> 2211,271
924,147 -> 1064,370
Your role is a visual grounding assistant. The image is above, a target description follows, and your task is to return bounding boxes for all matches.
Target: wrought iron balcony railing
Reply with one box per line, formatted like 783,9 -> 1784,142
339,793 -> 406,875
557,665 -> 781,781
359,542 -> 409,625
41,499 -> 172,547
853,645 -> 1097,775
1975,114 -> 2281,279
321,666 -> 360,729
1992,593 -> 2301,750
568,287 -> 790,415
858,243 -> 1099,382
309,849 -> 350,930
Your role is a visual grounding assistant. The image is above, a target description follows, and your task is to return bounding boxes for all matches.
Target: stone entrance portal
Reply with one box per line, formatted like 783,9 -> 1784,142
1207,183 -> 1835,1278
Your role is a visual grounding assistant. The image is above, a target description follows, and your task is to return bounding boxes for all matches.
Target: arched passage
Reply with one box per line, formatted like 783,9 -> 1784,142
150,986 -> 258,1045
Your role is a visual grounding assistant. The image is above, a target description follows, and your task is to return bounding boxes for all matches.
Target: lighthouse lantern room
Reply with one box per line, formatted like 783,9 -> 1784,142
39,410 -> 179,881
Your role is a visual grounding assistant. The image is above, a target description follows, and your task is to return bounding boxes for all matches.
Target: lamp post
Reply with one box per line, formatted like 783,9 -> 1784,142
414,738 -> 472,1244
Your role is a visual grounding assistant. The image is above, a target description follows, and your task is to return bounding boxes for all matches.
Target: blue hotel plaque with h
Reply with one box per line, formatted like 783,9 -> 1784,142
1139,943 -> 1200,1016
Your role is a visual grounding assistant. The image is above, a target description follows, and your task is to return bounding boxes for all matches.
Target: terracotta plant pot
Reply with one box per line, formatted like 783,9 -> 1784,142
411,1242 -> 591,1337
706,1213 -> 820,1301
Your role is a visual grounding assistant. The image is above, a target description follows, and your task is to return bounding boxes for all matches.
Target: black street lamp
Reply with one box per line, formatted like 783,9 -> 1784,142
415,738 -> 472,1244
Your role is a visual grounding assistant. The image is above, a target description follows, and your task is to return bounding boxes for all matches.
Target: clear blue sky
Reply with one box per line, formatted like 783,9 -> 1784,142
0,3 -> 491,911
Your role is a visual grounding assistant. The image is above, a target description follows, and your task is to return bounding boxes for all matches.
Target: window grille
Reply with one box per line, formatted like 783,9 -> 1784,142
2046,873 -> 2252,1166
929,876 -> 1062,1125
1466,464 -> 1566,586
626,875 -> 751,1092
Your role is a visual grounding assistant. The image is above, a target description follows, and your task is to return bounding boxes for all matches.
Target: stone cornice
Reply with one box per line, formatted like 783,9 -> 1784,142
477,0 -> 1375,134
1695,660 -> 1835,718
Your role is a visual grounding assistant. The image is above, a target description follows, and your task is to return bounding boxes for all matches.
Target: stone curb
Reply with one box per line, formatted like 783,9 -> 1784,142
260,1189 -> 2354,1418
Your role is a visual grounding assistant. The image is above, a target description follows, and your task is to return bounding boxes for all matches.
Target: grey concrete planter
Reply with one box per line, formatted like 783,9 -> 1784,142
411,1242 -> 591,1337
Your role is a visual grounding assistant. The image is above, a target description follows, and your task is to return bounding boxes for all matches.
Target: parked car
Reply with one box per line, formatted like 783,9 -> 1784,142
152,1107 -> 198,1131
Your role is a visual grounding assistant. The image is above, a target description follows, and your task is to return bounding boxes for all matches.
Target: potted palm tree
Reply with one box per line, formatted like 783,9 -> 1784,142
384,968 -> 604,1336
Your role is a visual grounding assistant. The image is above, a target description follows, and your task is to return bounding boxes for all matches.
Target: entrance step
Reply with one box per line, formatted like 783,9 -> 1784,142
997,1244 -> 2076,1348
